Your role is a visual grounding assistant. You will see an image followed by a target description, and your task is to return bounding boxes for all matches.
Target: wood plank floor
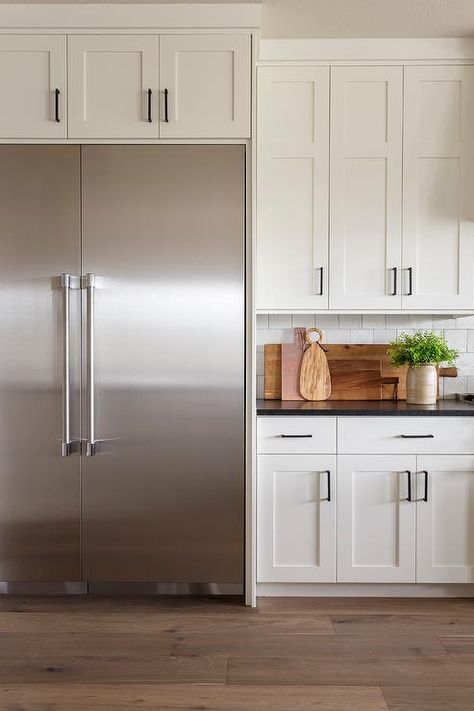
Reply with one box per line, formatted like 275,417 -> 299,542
0,596 -> 474,710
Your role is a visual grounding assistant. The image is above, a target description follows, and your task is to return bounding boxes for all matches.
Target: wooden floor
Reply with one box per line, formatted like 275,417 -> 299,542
0,596 -> 474,710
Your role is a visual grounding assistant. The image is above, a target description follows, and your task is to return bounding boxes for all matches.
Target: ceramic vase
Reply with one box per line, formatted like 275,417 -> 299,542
406,364 -> 437,405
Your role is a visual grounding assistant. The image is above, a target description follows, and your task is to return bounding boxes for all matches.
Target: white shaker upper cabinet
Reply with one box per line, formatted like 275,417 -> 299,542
160,35 -> 251,138
68,36 -> 159,139
0,35 -> 66,138
403,66 -> 474,310
337,455 -> 416,583
256,67 -> 330,310
330,66 -> 403,310
416,456 -> 474,583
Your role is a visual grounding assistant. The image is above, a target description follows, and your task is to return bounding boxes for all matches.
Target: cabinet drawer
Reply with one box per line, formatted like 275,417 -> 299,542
338,417 -> 474,454
258,417 -> 336,454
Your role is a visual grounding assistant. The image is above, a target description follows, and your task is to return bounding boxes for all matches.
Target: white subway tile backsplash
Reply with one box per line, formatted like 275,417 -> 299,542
445,329 -> 467,353
268,314 -> 292,329
386,315 -> 411,329
467,376 -> 474,392
362,315 -> 386,329
373,329 -> 397,344
456,353 -> 474,376
456,315 -> 474,329
324,329 -> 351,343
256,314 -> 269,330
257,375 -> 264,399
468,331 -> 474,353
409,315 -> 433,329
350,330 -> 374,344
339,315 -> 362,329
291,314 -> 315,329
432,316 -> 458,329
314,314 -> 340,329
444,376 -> 467,399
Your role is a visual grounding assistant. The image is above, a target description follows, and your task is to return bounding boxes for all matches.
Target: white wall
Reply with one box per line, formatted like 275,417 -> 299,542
262,0 -> 474,38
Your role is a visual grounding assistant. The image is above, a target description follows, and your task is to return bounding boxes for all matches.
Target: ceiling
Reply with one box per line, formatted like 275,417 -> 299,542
1,0 -> 474,39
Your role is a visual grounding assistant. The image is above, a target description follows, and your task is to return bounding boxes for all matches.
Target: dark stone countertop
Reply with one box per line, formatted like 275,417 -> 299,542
257,399 -> 474,416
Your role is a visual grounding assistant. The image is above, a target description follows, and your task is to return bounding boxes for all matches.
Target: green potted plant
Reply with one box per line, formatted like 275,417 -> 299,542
388,331 -> 458,405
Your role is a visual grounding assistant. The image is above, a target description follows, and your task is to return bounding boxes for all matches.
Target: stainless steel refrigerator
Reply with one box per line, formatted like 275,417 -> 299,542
0,145 -> 245,593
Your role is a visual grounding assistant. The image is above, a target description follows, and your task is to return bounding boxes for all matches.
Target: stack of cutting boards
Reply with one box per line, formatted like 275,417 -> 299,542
264,328 -> 457,401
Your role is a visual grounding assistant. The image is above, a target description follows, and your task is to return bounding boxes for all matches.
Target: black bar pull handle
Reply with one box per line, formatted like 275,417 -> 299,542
54,88 -> 60,123
323,470 -> 331,502
164,88 -> 169,122
406,267 -> 413,296
146,88 -> 152,123
279,434 -> 313,439
421,470 -> 429,502
400,434 -> 434,439
391,267 -> 398,296
404,470 -> 412,502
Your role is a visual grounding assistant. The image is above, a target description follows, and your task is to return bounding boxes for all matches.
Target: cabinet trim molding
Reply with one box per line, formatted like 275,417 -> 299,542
0,4 -> 261,31
259,39 -> 474,64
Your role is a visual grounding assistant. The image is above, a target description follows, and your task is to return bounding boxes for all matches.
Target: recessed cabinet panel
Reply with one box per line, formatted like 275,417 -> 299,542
257,67 -> 330,310
330,66 -> 403,310
160,35 -> 250,138
337,455 -> 416,583
403,66 -> 474,309
68,35 -> 159,138
258,454 -> 336,582
416,456 -> 474,583
0,35 -> 66,138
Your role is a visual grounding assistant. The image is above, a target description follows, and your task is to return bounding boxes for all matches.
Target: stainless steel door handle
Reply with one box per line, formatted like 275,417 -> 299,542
85,273 -> 96,456
61,273 -> 79,456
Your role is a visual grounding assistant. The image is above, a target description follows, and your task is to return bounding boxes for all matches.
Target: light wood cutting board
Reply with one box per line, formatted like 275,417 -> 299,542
299,328 -> 331,401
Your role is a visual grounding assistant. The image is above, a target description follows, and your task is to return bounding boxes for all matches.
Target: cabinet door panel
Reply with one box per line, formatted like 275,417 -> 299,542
403,66 -> 474,309
330,66 -> 403,310
257,455 -> 336,582
0,35 -> 66,138
337,455 -> 416,582
417,456 -> 474,583
257,67 -> 329,310
160,35 -> 250,138
68,35 -> 159,138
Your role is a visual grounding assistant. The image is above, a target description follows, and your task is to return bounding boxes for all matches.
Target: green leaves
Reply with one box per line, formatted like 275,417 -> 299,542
388,330 -> 459,368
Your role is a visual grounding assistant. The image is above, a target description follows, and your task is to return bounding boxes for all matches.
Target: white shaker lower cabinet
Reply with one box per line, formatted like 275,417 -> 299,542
330,66 -> 403,310
160,34 -> 251,139
68,35 -> 159,139
0,35 -> 66,138
403,66 -> 474,310
256,66 -> 330,310
257,454 -> 336,582
416,456 -> 474,583
337,455 -> 416,583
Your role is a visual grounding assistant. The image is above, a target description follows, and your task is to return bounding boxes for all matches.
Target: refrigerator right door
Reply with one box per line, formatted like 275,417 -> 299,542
81,145 -> 245,586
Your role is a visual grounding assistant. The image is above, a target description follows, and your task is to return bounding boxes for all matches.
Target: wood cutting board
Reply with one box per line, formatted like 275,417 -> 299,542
329,358 -> 382,401
264,344 -> 281,400
281,328 -> 306,401
299,328 -> 332,401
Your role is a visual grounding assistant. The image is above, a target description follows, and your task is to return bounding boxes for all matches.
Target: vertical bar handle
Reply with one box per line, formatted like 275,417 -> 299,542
85,273 -> 96,456
146,88 -> 152,123
421,470 -> 429,502
404,470 -> 412,502
54,88 -> 61,123
406,267 -> 413,296
391,267 -> 398,296
164,88 -> 169,122
313,267 -> 324,296
322,470 -> 331,502
61,274 -> 72,456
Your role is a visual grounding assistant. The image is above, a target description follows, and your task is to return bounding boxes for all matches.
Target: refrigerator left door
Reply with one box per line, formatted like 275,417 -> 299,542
0,146 -> 82,580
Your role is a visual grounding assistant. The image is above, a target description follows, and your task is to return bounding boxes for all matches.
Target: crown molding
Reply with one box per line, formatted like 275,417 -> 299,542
0,3 -> 261,30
